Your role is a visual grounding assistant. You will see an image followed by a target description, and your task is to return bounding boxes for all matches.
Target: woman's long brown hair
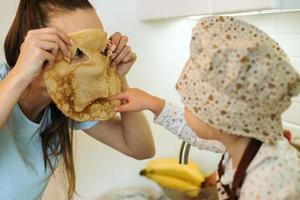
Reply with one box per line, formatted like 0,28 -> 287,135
4,0 -> 93,199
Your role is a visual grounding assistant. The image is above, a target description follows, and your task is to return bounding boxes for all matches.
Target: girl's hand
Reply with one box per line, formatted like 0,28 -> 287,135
110,32 -> 137,77
14,27 -> 72,83
109,88 -> 165,117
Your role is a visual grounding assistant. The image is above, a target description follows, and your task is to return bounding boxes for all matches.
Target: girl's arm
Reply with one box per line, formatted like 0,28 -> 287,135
109,88 -> 225,153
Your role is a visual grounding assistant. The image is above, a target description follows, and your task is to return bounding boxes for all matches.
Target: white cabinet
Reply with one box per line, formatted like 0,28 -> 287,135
137,0 -> 164,20
137,0 -> 210,20
164,0 -> 210,18
137,0 -> 300,20
211,0 -> 300,14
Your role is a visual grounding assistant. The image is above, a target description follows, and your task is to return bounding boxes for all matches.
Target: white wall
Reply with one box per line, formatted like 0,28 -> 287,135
0,1 -> 299,200
0,0 -> 19,61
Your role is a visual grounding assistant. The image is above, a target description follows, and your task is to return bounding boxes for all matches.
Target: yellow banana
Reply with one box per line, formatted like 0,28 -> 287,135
142,173 -> 200,198
144,158 -> 205,186
146,158 -> 199,170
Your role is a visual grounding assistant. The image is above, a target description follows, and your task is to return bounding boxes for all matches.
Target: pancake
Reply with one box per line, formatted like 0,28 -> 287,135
44,29 -> 121,121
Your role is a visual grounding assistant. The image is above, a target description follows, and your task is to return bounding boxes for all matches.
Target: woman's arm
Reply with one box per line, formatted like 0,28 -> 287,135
0,68 -> 30,128
0,27 -> 71,128
83,79 -> 155,159
82,32 -> 155,159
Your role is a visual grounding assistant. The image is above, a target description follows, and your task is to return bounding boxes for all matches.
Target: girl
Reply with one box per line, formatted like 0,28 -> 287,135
110,16 -> 300,199
0,0 -> 155,200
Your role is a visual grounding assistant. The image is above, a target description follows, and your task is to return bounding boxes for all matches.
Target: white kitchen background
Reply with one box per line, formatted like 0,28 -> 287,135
0,0 -> 299,200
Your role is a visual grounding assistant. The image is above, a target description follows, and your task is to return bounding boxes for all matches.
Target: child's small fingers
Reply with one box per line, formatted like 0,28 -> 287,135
108,95 -> 117,101
114,104 -> 130,112
108,94 -> 123,101
108,92 -> 129,101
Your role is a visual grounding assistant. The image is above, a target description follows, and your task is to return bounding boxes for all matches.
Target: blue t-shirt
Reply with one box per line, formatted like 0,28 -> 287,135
0,63 -> 98,200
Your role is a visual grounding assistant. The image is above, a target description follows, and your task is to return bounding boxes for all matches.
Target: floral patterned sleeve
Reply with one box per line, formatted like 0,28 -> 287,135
154,102 -> 225,153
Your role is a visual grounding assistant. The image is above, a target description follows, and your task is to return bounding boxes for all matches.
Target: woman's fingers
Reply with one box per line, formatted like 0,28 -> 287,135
15,28 -> 71,81
110,33 -> 128,57
51,42 -> 59,57
37,34 -> 71,58
33,40 -> 59,56
110,32 -> 122,52
27,28 -> 71,58
114,35 -> 128,56
30,27 -> 72,46
38,49 -> 56,69
112,46 -> 131,66
123,51 -> 137,63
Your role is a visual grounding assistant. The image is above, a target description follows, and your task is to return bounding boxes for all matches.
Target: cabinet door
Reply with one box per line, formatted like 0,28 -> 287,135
138,0 -> 210,20
211,0 -> 278,14
137,0 -> 165,20
138,0 -> 300,20
281,0 -> 300,9
164,0 -> 210,18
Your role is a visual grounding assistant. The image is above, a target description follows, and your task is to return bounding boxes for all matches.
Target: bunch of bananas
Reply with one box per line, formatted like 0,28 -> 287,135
140,158 -> 205,198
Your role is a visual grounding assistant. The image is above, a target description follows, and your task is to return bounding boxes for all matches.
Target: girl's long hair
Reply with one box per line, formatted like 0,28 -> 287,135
4,0 -> 94,199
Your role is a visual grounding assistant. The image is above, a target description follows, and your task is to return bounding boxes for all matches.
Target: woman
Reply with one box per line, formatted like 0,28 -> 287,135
0,0 -> 155,200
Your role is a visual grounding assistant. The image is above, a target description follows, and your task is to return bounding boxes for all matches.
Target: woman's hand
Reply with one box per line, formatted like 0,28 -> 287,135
110,32 -> 137,77
13,27 -> 72,83
109,88 -> 165,117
